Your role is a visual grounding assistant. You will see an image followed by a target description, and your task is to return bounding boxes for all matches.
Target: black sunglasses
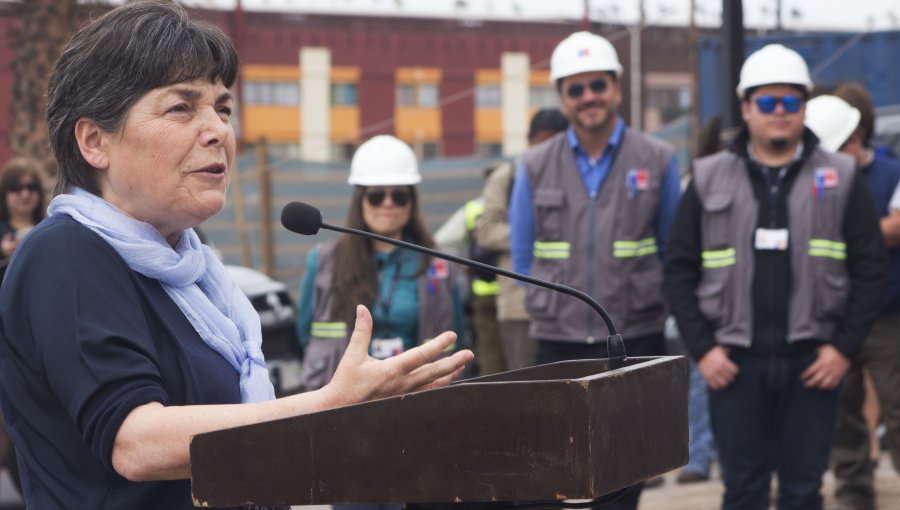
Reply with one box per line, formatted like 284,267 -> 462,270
365,188 -> 411,207
8,182 -> 40,193
565,78 -> 609,99
754,94 -> 803,114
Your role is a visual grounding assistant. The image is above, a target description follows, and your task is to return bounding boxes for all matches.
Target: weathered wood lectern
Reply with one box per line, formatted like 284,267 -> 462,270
190,356 -> 688,508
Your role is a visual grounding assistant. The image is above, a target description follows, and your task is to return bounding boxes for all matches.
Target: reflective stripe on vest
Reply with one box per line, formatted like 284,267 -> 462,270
311,321 -> 348,338
701,248 -> 737,268
809,239 -> 847,260
612,238 -> 658,258
533,241 -> 570,259
471,279 -> 500,296
464,200 -> 484,230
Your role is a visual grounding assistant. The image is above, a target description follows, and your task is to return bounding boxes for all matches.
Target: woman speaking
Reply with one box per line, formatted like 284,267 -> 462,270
0,2 -> 472,509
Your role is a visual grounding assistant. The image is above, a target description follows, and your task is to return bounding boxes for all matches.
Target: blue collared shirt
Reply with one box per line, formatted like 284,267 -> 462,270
509,119 -> 681,276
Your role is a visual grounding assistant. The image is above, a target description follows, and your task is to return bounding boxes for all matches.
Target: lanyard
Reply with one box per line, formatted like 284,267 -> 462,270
374,250 -> 406,337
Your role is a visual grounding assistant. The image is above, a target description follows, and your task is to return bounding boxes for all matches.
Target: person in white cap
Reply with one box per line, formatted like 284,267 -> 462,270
297,136 -> 464,414
664,45 -> 885,510
507,31 -> 681,510
807,87 -> 900,510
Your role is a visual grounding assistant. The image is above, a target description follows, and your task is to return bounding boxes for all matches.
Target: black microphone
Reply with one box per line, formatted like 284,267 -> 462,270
280,201 -> 628,369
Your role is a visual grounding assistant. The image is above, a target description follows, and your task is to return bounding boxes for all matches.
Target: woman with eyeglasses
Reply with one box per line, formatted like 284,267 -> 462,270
0,158 -> 46,262
297,135 -> 464,403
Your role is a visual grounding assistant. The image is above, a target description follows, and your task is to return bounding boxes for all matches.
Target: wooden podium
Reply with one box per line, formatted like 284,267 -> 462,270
190,356 -> 688,508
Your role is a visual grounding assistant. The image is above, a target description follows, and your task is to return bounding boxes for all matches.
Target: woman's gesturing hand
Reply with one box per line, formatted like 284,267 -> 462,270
323,305 -> 474,406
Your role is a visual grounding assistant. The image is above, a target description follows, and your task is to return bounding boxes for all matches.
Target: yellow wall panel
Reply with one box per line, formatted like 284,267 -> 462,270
243,106 -> 300,143
394,107 -> 442,140
243,65 -> 299,81
331,66 -> 360,82
242,65 -> 359,82
530,69 -> 551,85
475,109 -> 502,141
396,67 -> 442,83
476,69 -> 501,84
330,107 -> 360,141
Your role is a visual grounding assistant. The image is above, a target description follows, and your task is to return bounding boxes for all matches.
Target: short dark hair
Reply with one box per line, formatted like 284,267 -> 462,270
47,1 -> 239,196
528,109 -> 569,141
0,158 -> 46,224
697,114 -> 723,159
833,82 -> 875,147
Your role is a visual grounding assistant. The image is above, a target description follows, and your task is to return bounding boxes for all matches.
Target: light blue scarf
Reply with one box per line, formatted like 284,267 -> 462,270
48,188 -> 275,403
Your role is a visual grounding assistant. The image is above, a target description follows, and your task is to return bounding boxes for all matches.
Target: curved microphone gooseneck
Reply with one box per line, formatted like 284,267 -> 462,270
280,201 -> 627,369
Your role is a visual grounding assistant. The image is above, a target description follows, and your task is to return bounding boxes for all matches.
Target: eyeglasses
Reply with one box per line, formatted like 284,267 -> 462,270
365,188 -> 411,207
754,95 -> 803,114
8,183 -> 39,193
565,78 -> 608,99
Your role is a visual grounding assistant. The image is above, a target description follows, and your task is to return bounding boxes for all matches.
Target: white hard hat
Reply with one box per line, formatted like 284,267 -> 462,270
348,135 -> 421,186
736,44 -> 813,98
804,95 -> 861,152
550,31 -> 623,82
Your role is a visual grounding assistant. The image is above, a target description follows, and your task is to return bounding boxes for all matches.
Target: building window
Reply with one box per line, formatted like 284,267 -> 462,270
646,86 -> 691,123
396,83 -> 440,108
419,84 -> 439,107
475,84 -> 501,108
244,81 -> 300,106
396,84 -> 416,106
421,142 -> 440,160
330,142 -> 357,162
331,83 -> 358,106
267,143 -> 301,159
529,84 -> 558,109
476,143 -> 503,158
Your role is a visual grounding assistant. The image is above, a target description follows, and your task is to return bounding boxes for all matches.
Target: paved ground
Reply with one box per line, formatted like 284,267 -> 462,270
289,455 -> 898,510
0,456 -> 895,510
639,453 -> 899,510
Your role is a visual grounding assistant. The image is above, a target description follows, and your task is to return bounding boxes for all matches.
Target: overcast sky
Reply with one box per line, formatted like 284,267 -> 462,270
182,0 -> 900,32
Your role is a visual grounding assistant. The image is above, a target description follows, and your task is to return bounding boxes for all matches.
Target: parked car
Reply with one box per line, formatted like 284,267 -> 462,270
225,265 -> 304,397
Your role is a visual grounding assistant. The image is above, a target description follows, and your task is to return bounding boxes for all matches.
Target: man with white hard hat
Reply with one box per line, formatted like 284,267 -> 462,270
807,88 -> 900,510
508,31 -> 681,510
664,44 -> 884,509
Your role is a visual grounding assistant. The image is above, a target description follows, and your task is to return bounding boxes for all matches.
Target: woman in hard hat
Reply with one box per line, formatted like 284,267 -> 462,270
297,135 -> 464,400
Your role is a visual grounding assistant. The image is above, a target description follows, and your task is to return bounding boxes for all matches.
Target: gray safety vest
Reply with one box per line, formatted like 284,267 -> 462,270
522,129 -> 674,343
692,148 -> 854,347
300,240 -> 458,390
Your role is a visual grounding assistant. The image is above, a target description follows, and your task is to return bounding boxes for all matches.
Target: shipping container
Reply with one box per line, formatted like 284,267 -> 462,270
697,30 -> 900,123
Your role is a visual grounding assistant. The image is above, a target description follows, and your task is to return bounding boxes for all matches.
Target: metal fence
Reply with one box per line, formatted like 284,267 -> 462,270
203,154 -> 500,294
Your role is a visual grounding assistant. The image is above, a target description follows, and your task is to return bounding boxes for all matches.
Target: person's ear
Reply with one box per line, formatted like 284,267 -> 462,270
740,100 -> 752,123
74,118 -> 109,170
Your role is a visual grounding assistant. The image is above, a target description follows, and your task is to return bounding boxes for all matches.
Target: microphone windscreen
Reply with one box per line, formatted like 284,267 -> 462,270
280,202 -> 322,235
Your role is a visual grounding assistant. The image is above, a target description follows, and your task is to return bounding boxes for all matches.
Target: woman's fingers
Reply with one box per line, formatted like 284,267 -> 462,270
391,330 -> 458,373
404,349 -> 473,389
344,305 -> 374,361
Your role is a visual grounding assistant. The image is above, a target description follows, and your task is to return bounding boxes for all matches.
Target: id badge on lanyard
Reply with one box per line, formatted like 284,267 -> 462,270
371,338 -> 404,359
755,228 -> 789,251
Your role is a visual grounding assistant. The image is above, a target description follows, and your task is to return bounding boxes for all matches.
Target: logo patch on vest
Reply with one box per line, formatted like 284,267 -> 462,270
815,167 -> 838,188
627,168 -> 649,196
814,167 -> 838,200
427,259 -> 449,295
429,259 -> 449,280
